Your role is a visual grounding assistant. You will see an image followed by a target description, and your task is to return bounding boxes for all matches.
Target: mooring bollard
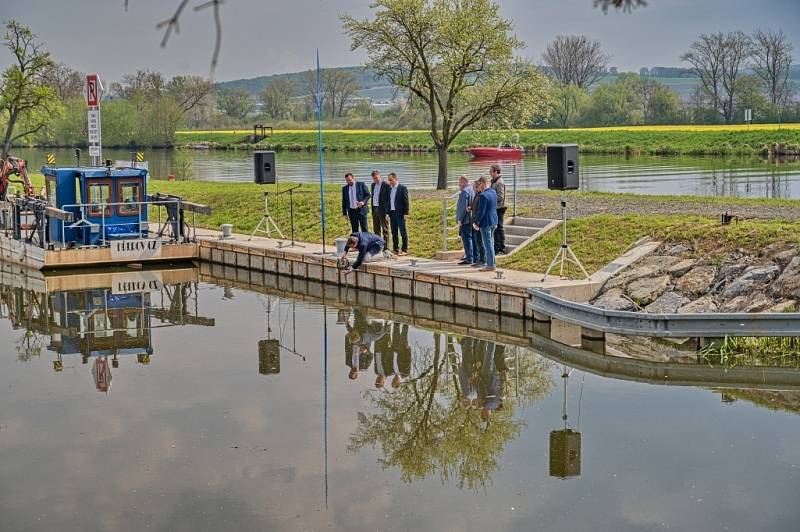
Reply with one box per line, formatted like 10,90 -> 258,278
220,224 -> 233,239
410,259 -> 418,267
495,270 -> 504,280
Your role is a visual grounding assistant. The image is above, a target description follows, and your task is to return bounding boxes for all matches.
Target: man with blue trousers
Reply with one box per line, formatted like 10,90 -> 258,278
341,172 -> 370,233
455,175 -> 475,265
472,176 -> 498,272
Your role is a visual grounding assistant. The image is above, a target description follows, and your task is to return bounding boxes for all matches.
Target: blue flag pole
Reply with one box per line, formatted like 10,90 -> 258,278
316,49 -> 327,253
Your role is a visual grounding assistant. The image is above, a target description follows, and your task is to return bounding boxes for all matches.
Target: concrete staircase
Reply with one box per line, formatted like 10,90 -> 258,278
434,216 -> 560,260
502,217 -> 561,256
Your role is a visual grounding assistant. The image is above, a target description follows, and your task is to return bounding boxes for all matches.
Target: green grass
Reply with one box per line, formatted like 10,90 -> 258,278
699,335 -> 800,368
175,127 -> 800,156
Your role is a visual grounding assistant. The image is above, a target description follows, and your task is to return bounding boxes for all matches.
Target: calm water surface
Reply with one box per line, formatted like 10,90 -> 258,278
1,268 -> 799,531
20,147 -> 800,198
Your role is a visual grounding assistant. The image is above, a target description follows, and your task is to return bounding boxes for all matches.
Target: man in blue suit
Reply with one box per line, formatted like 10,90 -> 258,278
341,231 -> 386,271
341,172 -> 370,233
472,176 -> 498,272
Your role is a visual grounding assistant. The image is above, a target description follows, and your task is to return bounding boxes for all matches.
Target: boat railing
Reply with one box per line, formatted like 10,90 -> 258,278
59,198 -> 198,247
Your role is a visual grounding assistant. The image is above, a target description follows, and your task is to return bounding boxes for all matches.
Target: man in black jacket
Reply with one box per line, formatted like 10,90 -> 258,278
387,172 -> 410,255
369,169 -> 391,250
341,172 -> 370,233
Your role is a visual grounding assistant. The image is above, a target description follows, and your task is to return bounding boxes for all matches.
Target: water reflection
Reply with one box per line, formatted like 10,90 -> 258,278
4,267 -> 800,530
0,266 -> 215,392
337,306 -> 553,489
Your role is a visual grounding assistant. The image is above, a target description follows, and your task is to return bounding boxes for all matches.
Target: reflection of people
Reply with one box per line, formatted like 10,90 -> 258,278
343,308 -> 388,380
476,341 -> 507,422
373,322 -> 392,389
457,336 -> 478,408
390,322 -> 411,388
341,172 -> 370,233
341,232 -> 386,271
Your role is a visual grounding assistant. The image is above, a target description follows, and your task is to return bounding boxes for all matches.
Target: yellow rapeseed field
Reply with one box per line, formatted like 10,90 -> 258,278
179,124 -> 800,135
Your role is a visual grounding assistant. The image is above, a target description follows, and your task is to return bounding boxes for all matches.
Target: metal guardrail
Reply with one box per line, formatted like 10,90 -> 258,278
441,190 -> 461,252
531,332 -> 800,390
529,288 -> 800,338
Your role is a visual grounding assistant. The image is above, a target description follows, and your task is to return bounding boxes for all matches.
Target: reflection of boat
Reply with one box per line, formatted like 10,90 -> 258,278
0,264 -> 215,389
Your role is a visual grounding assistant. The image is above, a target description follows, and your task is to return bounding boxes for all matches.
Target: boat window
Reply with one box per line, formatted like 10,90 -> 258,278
87,180 -> 112,217
45,178 -> 56,208
117,180 -> 142,216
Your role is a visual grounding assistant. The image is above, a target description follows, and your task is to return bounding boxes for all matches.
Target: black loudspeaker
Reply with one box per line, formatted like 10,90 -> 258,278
258,339 -> 280,375
549,429 -> 581,478
547,144 -> 579,190
254,151 -> 276,184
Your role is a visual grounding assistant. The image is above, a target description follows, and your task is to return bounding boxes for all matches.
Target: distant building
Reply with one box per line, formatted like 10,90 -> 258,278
640,67 -> 650,78
609,66 -> 618,76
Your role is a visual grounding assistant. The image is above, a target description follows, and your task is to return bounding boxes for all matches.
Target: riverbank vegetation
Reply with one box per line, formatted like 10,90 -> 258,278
173,125 -> 800,155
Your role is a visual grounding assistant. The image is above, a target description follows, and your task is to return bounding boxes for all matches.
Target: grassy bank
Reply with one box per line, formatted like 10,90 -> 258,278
175,124 -> 800,156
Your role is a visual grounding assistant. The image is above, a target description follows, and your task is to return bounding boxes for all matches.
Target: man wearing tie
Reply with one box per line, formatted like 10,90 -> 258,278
370,170 -> 391,250
387,172 -> 410,256
341,172 -> 370,233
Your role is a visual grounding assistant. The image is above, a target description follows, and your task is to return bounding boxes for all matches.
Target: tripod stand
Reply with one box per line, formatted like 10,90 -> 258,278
250,191 -> 285,241
542,198 -> 590,281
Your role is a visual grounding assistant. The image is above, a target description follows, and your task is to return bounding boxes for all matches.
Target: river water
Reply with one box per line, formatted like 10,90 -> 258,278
19,147 -> 800,198
1,266 -> 798,531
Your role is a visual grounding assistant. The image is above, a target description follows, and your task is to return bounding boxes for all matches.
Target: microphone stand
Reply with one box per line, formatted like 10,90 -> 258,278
275,184 -> 304,248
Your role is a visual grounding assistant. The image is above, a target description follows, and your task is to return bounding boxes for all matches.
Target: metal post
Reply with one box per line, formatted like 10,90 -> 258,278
442,197 -> 449,252
512,164 -> 518,217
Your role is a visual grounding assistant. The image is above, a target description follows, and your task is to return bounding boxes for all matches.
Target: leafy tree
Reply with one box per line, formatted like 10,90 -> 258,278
215,87 -> 254,120
0,20 -> 60,158
342,0 -> 551,190
260,77 -> 295,119
580,81 -> 634,126
734,74 -> 769,122
548,83 -> 588,128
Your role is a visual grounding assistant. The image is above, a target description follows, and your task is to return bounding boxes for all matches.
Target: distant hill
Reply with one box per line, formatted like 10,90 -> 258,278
214,66 -> 396,101
217,63 -> 800,103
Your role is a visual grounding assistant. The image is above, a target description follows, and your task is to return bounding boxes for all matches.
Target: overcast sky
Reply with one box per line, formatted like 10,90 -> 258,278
3,0 -> 799,82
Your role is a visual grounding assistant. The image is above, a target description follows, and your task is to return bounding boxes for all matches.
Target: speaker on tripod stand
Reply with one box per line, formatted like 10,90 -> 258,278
250,151 -> 285,240
542,144 -> 589,281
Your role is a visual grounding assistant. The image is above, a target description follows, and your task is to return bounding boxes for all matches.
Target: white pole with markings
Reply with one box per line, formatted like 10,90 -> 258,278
86,74 -> 103,166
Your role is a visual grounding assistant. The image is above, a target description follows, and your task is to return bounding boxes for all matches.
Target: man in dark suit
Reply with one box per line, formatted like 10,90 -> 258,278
341,172 -> 370,233
387,172 -> 410,255
369,170 -> 391,250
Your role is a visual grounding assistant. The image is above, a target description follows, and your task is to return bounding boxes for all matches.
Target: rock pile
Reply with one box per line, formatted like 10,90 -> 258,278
592,242 -> 799,314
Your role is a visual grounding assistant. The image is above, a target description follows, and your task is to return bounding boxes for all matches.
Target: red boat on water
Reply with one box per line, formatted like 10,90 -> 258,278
466,145 -> 524,158
466,137 -> 524,158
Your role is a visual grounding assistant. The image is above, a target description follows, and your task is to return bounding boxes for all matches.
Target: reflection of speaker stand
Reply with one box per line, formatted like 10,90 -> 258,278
549,365 -> 582,479
250,191 -> 284,241
542,198 -> 589,281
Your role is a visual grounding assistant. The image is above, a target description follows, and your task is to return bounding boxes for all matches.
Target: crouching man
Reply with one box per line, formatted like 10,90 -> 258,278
340,232 -> 387,272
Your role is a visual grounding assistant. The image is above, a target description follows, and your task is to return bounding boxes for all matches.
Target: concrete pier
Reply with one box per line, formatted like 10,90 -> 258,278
195,228 -> 616,318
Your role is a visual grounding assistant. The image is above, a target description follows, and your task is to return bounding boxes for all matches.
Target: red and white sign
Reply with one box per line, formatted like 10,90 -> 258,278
86,74 -> 100,107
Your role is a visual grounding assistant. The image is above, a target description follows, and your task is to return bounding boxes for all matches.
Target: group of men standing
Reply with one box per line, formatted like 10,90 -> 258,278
341,170 -> 409,256
340,164 -> 507,273
456,164 -> 507,272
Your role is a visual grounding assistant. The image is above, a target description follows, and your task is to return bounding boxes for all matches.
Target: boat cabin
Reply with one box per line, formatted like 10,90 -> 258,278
42,166 -> 148,247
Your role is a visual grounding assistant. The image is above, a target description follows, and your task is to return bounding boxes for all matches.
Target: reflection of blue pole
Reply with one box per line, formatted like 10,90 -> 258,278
323,305 -> 329,509
316,49 -> 327,254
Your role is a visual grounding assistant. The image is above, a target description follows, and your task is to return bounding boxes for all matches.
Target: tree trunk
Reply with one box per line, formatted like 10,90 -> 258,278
436,145 -> 449,190
2,111 -> 18,159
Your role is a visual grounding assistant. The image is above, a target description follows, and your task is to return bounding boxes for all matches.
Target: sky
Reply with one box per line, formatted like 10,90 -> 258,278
2,0 -> 799,83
